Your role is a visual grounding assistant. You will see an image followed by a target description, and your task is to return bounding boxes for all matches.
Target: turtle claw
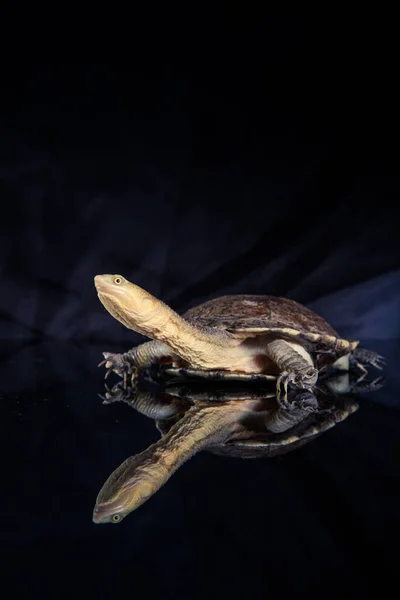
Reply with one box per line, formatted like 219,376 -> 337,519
276,384 -> 291,408
101,381 -> 121,403
276,385 -> 318,412
370,356 -> 386,370
353,374 -> 385,392
293,392 -> 319,413
98,381 -> 116,403
100,379 -> 138,406
356,357 -> 386,373
277,367 -> 318,399
354,363 -> 368,377
99,351 -> 137,381
276,372 -> 294,402
352,349 -> 387,372
369,375 -> 385,389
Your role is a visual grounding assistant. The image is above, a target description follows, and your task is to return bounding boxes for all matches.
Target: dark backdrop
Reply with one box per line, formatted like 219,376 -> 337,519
1,59 -> 399,346
1,22 -> 399,600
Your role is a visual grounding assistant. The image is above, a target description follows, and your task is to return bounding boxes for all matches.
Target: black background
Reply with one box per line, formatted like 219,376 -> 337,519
1,16 -> 399,600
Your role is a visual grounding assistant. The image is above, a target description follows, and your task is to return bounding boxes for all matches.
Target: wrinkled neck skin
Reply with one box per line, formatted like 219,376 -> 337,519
96,400 -> 259,515
120,300 -> 239,367
152,400 -> 246,472
139,401 -> 246,481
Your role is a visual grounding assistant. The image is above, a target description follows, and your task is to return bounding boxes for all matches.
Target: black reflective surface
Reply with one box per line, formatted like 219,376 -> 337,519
1,340 -> 399,598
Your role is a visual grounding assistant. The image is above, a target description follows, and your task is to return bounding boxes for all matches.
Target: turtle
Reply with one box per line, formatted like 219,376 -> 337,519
94,274 -> 385,395
92,376 -> 361,525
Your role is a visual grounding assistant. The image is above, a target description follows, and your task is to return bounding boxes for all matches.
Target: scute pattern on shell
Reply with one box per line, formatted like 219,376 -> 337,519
183,295 -> 339,337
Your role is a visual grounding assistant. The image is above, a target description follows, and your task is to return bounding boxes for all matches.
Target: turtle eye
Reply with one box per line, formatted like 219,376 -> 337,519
114,277 -> 122,285
112,514 -> 121,523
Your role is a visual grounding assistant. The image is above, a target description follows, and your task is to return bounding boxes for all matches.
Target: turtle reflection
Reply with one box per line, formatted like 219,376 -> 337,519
93,373 -> 382,525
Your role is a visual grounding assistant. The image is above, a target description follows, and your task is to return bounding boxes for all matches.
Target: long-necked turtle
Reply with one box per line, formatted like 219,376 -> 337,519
94,274 -> 385,393
92,378 -> 360,525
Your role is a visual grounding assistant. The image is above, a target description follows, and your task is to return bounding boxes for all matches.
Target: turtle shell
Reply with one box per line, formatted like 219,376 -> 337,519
156,393 -> 359,459
183,295 -> 358,355
209,395 -> 359,458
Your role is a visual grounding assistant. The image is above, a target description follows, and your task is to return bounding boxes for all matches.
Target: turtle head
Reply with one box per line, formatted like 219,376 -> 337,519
94,274 -> 167,335
92,456 -> 158,524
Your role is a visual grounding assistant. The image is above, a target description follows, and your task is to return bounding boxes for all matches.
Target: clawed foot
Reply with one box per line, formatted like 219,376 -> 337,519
277,389 -> 319,411
352,375 -> 385,393
368,355 -> 386,370
352,349 -> 386,373
98,351 -> 137,387
98,380 -> 137,406
276,367 -> 318,399
291,391 -> 319,412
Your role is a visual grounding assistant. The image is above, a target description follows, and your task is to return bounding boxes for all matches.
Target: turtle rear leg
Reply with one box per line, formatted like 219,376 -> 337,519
265,339 -> 318,398
350,376 -> 385,393
350,348 -> 386,373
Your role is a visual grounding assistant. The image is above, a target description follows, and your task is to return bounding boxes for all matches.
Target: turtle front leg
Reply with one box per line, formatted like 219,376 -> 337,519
265,339 -> 318,398
99,340 -> 175,384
